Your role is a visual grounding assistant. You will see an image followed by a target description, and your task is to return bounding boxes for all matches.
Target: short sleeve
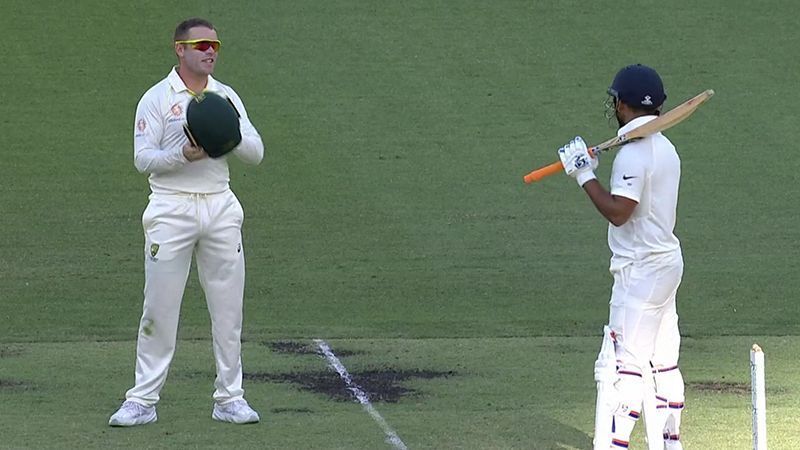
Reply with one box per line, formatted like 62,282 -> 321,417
609,147 -> 645,202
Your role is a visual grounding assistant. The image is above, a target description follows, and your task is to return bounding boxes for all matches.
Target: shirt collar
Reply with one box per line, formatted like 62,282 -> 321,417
167,67 -> 219,95
618,115 -> 657,136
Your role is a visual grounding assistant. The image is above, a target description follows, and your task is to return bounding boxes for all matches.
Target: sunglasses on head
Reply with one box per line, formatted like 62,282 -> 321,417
175,39 -> 221,52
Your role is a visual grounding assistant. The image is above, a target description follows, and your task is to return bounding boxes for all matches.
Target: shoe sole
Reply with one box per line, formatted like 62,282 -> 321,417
109,413 -> 157,427
212,410 -> 259,424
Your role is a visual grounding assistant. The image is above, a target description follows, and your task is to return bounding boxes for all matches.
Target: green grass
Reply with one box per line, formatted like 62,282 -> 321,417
1,0 -> 799,448
2,337 -> 797,449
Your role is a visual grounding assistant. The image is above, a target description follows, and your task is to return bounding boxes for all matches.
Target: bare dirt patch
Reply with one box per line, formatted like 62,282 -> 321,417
264,340 -> 364,357
270,407 -> 314,414
0,346 -> 24,358
245,368 -> 455,403
0,379 -> 33,391
687,381 -> 750,395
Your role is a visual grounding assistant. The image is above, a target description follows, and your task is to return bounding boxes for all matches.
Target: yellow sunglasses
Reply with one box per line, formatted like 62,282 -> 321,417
175,39 -> 221,52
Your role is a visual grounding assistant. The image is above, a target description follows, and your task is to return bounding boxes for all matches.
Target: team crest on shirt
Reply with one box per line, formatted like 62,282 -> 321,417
137,118 -> 147,132
149,243 -> 160,261
171,103 -> 183,117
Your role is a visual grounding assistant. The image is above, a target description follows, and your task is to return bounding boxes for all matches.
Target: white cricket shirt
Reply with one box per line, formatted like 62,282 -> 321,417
608,115 -> 681,270
133,68 -> 264,194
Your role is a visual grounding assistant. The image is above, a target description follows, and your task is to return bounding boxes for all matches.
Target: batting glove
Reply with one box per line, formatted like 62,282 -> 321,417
557,136 -> 598,187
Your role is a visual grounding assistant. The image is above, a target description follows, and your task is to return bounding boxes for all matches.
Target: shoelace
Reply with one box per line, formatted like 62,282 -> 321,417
226,401 -> 245,412
224,400 -> 253,415
123,401 -> 146,413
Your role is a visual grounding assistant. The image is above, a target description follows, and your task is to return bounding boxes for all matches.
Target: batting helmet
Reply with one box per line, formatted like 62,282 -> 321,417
184,91 -> 242,158
607,64 -> 666,110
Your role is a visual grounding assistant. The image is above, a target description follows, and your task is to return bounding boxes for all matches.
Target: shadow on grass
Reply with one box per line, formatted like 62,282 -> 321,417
527,416 -> 592,450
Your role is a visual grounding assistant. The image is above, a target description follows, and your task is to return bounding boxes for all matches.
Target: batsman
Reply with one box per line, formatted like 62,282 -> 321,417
558,64 -> 686,449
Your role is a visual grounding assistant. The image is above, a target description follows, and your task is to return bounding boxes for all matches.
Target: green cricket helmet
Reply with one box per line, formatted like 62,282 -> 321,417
183,91 -> 242,158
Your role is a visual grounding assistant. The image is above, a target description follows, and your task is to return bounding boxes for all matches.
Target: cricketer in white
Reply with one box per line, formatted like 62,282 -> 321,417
559,64 -> 685,449
109,18 -> 264,427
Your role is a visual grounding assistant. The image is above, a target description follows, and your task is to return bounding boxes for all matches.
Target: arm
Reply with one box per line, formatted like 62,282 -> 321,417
582,179 -> 638,227
133,94 -> 192,174
558,136 -> 641,227
225,89 -> 264,165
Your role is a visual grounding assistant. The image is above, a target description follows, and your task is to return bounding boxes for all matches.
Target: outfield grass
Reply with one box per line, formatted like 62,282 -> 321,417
2,0 -> 799,448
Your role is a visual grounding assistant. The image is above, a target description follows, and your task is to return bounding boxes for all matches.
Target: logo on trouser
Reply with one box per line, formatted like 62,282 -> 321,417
141,318 -> 154,337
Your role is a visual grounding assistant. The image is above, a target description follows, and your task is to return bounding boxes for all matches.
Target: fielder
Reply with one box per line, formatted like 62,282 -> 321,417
557,64 -> 685,449
109,17 -> 264,426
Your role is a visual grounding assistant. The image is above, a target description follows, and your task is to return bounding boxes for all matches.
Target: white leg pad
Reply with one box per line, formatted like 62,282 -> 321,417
594,326 -> 619,450
642,368 -> 663,450
654,366 -> 685,449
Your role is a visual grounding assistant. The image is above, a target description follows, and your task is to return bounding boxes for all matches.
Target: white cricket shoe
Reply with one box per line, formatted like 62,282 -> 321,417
212,399 -> 260,424
108,400 -> 157,427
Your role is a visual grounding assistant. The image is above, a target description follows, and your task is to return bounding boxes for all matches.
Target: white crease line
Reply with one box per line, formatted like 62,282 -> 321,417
314,339 -> 408,450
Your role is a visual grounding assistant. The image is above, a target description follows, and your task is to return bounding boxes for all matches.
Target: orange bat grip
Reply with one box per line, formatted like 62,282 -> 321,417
523,161 -> 563,184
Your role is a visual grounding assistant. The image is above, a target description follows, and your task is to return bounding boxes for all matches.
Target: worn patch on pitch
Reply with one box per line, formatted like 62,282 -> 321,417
245,368 -> 455,403
264,340 -> 364,357
0,379 -> 34,391
0,346 -> 24,358
687,380 -> 750,395
271,407 -> 314,414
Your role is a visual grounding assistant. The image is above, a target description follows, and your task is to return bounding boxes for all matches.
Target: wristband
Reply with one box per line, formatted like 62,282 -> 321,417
576,170 -> 597,187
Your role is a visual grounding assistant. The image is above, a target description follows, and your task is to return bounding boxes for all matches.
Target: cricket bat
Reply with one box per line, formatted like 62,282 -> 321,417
523,89 -> 715,184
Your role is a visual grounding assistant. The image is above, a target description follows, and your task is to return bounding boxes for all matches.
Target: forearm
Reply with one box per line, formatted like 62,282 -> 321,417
133,96 -> 189,174
232,121 -> 264,165
582,179 -> 634,226
134,146 -> 189,174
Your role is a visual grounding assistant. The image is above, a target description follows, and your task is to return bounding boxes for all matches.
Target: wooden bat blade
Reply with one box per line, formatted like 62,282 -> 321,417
523,89 -> 714,184
616,89 -> 714,146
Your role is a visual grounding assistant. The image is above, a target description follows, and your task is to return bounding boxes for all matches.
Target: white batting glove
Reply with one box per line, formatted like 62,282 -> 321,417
557,136 -> 598,187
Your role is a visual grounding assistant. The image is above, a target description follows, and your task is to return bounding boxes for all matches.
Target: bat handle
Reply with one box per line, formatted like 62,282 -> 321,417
522,147 -> 598,184
523,161 -> 563,184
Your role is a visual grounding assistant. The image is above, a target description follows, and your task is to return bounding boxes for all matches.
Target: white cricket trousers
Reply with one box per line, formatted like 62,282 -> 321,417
609,249 -> 684,373
602,250 -> 684,449
126,189 -> 247,406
